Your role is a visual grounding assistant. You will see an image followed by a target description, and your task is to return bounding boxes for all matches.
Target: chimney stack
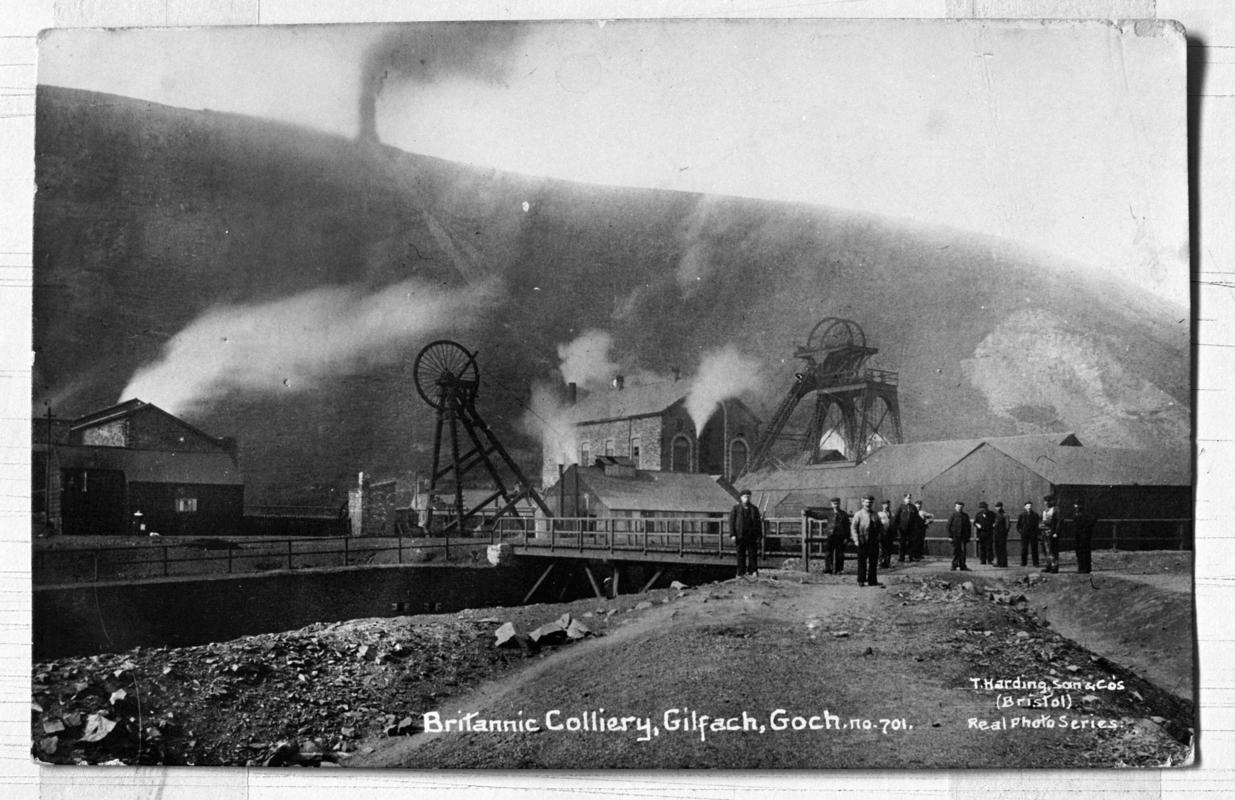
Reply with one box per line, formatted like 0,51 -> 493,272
613,375 -> 625,391
671,366 -> 681,382
567,382 -> 577,405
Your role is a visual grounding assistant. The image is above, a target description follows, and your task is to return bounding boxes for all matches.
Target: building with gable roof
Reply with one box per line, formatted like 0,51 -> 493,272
540,376 -> 761,489
744,432 -> 1191,550
33,399 -> 244,536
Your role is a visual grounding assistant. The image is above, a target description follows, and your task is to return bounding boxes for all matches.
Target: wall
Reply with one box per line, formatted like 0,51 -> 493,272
575,415 -> 663,470
129,481 -> 244,536
360,479 -> 397,536
79,419 -> 127,447
33,562 -> 546,659
127,407 -> 228,453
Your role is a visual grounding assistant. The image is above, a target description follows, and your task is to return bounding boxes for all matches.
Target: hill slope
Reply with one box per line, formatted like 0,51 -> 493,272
33,86 -> 1190,504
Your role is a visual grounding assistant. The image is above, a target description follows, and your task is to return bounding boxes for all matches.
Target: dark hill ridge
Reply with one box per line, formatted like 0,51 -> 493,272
33,86 -> 1190,505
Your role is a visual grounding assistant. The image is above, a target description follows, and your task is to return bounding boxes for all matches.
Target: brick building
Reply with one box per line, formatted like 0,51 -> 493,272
540,377 -> 761,488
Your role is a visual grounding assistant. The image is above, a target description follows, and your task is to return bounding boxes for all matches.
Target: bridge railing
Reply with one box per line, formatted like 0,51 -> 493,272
489,516 -> 809,558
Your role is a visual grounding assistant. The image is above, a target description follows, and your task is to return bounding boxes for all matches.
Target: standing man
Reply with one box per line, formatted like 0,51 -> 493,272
877,499 -> 895,568
825,497 -> 850,575
729,489 -> 763,579
851,495 -> 884,587
1071,498 -> 1095,574
894,493 -> 922,563
973,501 -> 996,565
1040,495 -> 1062,573
947,500 -> 972,571
992,502 -> 1010,568
1017,501 -> 1041,567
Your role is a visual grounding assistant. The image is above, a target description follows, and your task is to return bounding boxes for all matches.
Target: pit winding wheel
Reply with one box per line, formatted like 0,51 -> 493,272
413,340 -> 552,539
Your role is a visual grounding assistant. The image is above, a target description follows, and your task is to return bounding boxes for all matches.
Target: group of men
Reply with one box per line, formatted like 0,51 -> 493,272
728,489 -> 1097,582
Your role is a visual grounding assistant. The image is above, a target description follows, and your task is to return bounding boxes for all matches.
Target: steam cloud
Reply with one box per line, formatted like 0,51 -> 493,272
685,345 -> 764,434
556,329 -> 620,389
120,278 -> 497,416
521,382 -> 580,474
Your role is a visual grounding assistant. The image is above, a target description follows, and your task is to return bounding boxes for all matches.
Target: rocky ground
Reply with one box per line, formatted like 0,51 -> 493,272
30,551 -> 1194,768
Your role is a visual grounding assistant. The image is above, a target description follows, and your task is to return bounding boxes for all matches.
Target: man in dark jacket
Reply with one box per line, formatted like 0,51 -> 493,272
1070,499 -> 1095,574
1017,501 -> 1041,567
992,501 -> 1010,567
973,501 -> 996,565
894,493 -> 923,563
729,489 -> 763,578
947,501 -> 972,571
825,497 -> 849,575
878,499 -> 895,568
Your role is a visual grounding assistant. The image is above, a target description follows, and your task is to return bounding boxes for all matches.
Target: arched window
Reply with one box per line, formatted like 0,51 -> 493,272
671,435 -> 692,472
729,438 -> 749,479
631,437 -> 642,463
580,443 -> 590,466
604,439 -> 615,457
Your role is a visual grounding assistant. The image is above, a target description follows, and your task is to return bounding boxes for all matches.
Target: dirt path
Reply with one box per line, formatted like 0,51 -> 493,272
349,569 -> 1192,769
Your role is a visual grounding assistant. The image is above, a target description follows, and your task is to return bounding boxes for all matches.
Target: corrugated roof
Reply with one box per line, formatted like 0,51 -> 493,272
567,467 -> 736,513
743,432 -> 1189,498
70,399 -> 232,452
568,381 -> 688,424
986,441 -> 1191,486
54,445 -> 244,485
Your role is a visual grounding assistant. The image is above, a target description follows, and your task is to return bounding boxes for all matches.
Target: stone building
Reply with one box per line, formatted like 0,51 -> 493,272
540,376 -> 761,488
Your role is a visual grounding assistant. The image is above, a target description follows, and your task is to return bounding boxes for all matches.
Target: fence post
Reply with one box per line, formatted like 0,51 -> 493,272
163,546 -> 169,578
343,536 -> 349,566
227,546 -> 233,574
1111,521 -> 1118,552
801,511 -> 809,572
398,531 -> 403,564
287,539 -> 293,570
1179,521 -> 1186,551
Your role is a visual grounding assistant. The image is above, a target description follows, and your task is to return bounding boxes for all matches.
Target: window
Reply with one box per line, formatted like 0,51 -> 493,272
671,435 -> 692,472
175,497 -> 198,513
631,437 -> 641,463
730,438 -> 748,478
580,444 -> 590,466
604,439 -> 615,457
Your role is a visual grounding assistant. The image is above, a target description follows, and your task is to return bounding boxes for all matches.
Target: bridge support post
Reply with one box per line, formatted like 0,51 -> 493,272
611,563 -> 621,598
639,568 -> 664,594
583,564 -> 605,600
522,562 -> 556,605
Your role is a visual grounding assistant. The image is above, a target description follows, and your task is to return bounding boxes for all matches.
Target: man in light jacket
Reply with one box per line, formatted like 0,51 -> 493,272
850,495 -> 884,588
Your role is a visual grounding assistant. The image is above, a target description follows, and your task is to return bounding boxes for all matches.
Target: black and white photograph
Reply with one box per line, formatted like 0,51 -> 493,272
26,17 -> 1195,770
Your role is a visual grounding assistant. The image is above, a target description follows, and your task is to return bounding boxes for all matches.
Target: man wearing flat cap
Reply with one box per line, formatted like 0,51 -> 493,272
729,489 -> 763,578
825,497 -> 850,575
947,500 -> 972,571
850,495 -> 884,587
973,501 -> 996,565
1070,499 -> 1095,574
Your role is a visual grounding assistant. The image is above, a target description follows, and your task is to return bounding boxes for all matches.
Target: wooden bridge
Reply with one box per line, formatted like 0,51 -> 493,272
488,515 -> 806,602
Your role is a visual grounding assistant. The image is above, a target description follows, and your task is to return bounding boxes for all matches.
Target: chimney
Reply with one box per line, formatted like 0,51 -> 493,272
671,366 -> 681,382
613,375 -> 625,391
567,382 -> 577,405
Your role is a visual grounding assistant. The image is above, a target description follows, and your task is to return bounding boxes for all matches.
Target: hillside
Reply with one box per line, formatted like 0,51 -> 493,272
33,86 -> 1190,505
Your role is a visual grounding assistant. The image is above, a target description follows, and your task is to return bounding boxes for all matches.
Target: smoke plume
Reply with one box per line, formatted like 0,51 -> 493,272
120,278 -> 497,416
358,25 -> 524,143
521,382 -> 580,481
685,345 -> 764,433
557,329 -> 620,389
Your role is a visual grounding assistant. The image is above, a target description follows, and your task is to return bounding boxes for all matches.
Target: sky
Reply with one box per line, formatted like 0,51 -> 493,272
37,19 -> 1189,306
